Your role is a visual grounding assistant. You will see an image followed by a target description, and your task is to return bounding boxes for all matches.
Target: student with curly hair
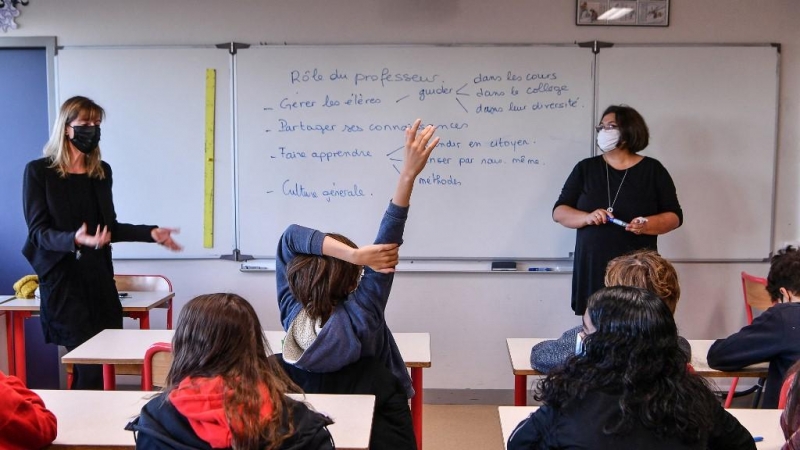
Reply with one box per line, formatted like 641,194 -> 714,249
128,294 -> 333,450
530,249 -> 689,373
708,245 -> 800,408
509,286 -> 755,450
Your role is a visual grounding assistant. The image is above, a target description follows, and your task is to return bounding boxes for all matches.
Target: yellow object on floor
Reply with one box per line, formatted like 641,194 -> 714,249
13,274 -> 38,299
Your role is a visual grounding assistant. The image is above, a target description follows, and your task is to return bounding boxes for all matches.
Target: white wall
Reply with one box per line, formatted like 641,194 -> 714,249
4,0 -> 799,389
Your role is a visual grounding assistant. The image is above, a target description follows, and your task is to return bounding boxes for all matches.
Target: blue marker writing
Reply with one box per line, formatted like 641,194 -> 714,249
607,217 -> 629,227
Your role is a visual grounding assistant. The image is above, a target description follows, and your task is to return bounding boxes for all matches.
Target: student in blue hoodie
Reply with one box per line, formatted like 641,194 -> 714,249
276,119 -> 439,450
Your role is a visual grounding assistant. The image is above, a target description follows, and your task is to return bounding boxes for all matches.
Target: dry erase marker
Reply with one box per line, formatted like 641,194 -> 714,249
529,267 -> 554,272
608,217 -> 629,227
753,436 -> 764,443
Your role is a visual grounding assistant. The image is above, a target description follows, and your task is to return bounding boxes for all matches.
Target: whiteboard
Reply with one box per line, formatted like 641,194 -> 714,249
236,45 -> 594,258
57,47 -> 233,258
597,45 -> 779,260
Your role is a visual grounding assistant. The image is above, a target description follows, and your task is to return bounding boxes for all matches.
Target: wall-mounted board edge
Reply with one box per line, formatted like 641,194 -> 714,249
240,259 -> 574,274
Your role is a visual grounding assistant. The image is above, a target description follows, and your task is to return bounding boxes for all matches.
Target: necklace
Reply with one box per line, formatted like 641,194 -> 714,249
605,161 -> 628,213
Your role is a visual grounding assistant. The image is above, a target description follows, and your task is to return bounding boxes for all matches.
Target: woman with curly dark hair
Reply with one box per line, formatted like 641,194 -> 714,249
509,286 -> 755,450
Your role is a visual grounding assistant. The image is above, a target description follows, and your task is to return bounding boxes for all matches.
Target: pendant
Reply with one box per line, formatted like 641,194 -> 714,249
607,207 -> 614,213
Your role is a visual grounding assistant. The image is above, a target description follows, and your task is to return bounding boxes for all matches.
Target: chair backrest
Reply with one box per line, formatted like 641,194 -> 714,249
741,271 -> 772,324
114,274 -> 172,292
143,342 -> 173,390
780,373 -> 796,409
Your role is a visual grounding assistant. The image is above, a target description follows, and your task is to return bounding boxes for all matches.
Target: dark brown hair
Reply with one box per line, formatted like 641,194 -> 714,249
601,105 -> 649,153
286,233 -> 362,324
164,293 -> 300,450
605,250 -> 681,314
767,246 -> 800,301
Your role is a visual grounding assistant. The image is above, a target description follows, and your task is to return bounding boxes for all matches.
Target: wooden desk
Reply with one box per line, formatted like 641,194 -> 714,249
35,389 -> 375,450
498,406 -> 783,449
507,338 -> 770,406
0,292 -> 174,385
62,329 -> 431,450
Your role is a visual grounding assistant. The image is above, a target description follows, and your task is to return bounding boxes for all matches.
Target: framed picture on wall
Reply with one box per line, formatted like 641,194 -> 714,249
576,1 -> 669,27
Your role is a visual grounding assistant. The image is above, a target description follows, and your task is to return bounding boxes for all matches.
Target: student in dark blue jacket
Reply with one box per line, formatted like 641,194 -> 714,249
707,245 -> 800,408
275,119 -> 439,449
509,287 -> 754,450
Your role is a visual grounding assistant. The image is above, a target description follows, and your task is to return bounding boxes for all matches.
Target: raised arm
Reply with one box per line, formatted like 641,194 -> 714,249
392,118 -> 440,208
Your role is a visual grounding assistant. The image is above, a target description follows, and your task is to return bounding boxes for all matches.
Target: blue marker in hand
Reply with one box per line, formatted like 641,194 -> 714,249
607,217 -> 629,228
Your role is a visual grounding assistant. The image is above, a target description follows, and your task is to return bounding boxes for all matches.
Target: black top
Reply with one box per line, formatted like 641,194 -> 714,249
65,173 -> 103,232
507,390 -> 755,450
554,156 -> 682,314
707,302 -> 800,408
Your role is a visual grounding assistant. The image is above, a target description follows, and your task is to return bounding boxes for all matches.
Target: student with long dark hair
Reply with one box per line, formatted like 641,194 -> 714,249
275,119 -> 439,449
129,294 -> 333,450
509,286 -> 755,450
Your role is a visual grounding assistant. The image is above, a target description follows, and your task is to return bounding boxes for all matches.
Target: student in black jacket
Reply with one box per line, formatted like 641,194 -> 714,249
22,96 -> 181,389
127,293 -> 333,450
509,286 -> 755,450
707,245 -> 800,408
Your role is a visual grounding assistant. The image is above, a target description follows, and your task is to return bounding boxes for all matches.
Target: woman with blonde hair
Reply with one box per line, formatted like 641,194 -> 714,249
22,96 -> 181,389
531,249 -> 688,373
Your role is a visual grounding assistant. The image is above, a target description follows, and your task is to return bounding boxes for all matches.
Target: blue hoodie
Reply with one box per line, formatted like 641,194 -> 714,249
276,202 -> 413,398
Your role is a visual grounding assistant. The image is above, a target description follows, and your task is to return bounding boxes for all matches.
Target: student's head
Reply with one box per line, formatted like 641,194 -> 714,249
539,286 -> 716,441
582,286 -> 677,364
166,293 -> 299,449
600,105 -> 649,153
44,96 -> 106,179
767,246 -> 800,303
604,250 -> 681,314
286,233 -> 361,324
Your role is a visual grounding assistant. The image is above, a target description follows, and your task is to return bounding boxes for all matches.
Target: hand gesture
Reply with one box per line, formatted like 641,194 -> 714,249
151,227 -> 183,251
585,209 -> 610,226
75,223 -> 111,249
402,119 -> 440,178
352,243 -> 399,273
625,217 -> 648,235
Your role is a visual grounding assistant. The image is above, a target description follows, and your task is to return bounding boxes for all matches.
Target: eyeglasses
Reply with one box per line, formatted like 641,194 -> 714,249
595,124 -> 619,132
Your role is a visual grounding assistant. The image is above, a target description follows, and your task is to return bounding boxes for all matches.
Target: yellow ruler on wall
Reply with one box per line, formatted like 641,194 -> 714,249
203,69 -> 216,248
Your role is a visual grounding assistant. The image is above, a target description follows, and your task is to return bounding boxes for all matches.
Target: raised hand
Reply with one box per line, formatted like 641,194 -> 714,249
402,118 -> 440,178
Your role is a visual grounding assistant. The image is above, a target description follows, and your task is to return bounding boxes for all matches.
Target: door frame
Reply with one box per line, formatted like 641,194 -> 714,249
0,36 -> 57,126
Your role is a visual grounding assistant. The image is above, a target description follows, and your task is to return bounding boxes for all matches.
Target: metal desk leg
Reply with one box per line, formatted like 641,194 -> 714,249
13,312 -> 31,384
411,367 -> 423,450
515,375 -> 528,406
4,312 -> 13,376
103,364 -> 116,390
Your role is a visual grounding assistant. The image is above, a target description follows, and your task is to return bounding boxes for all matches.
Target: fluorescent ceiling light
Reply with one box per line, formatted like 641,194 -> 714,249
597,7 -> 634,21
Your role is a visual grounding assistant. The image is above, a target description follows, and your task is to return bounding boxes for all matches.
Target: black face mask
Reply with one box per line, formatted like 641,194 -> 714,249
69,125 -> 101,154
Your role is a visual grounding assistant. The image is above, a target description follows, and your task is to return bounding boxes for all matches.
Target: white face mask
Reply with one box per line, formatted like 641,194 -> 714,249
596,129 -> 620,152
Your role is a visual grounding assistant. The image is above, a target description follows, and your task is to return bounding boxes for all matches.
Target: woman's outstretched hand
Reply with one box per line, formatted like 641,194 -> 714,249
151,227 -> 183,251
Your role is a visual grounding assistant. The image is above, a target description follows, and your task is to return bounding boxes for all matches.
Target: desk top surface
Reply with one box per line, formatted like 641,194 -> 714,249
498,406 -> 783,450
0,295 -> 14,305
36,389 -> 374,450
507,338 -> 769,377
0,292 -> 173,312
63,329 -> 431,367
